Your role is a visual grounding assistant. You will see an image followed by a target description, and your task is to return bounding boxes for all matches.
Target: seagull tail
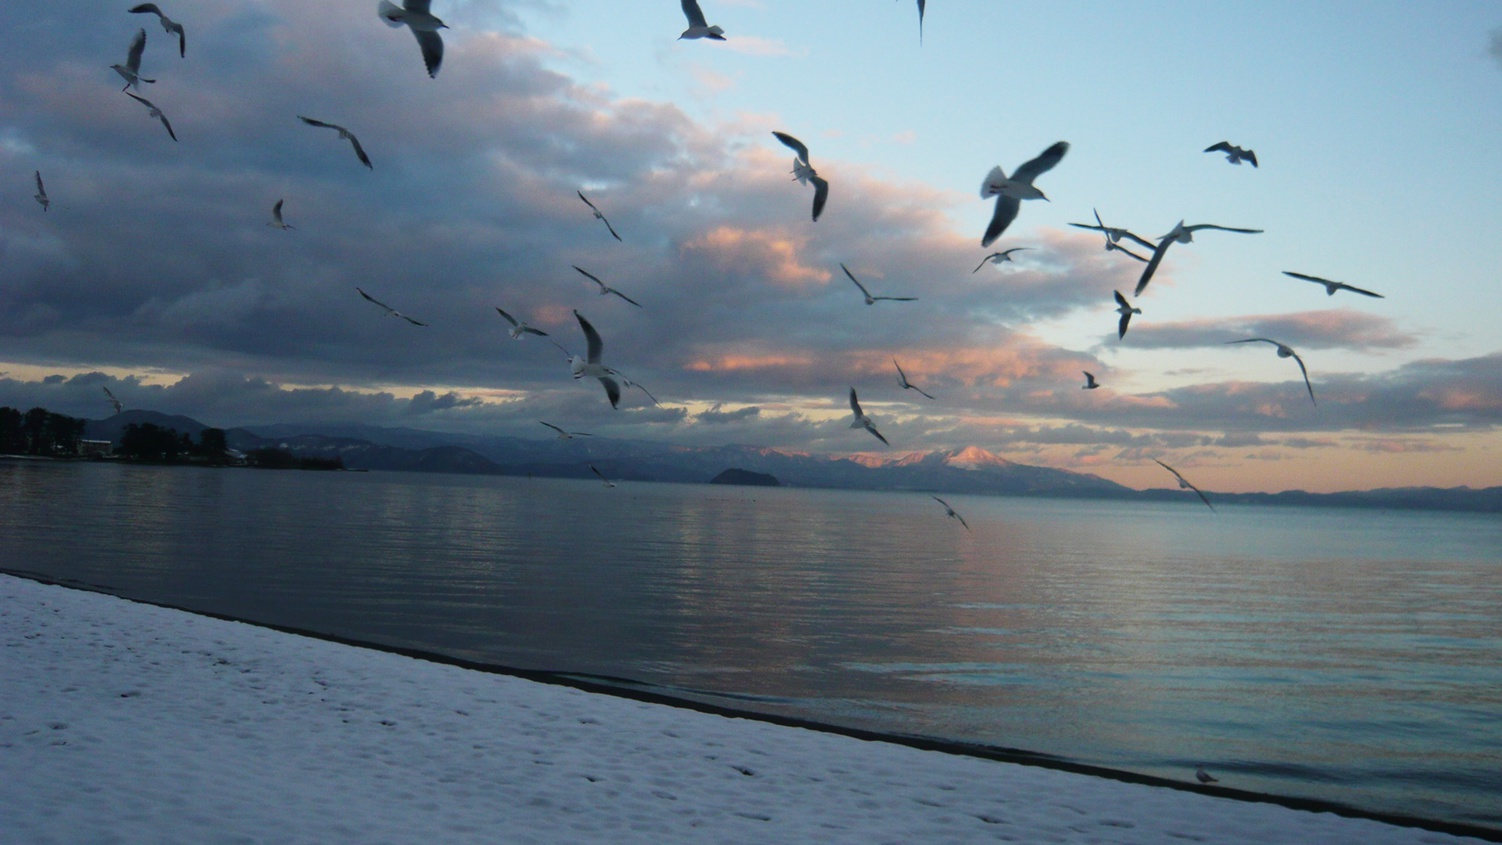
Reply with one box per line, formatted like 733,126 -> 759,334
979,166 -> 1006,198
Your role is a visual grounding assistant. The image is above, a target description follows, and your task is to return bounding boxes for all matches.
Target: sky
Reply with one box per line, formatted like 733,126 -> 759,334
2,0 -> 1501,494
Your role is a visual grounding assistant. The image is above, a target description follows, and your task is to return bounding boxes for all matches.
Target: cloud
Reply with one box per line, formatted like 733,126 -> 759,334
1491,28 -> 1502,69
1123,310 -> 1419,351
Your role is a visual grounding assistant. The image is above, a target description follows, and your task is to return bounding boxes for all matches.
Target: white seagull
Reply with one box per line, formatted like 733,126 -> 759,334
577,191 -> 622,241
128,4 -> 186,58
111,29 -> 155,91
1204,142 -> 1257,167
1068,209 -> 1152,262
893,358 -> 935,399
1282,271 -> 1383,299
33,171 -> 48,212
378,0 -> 446,78
1113,290 -> 1141,339
267,199 -> 293,230
1226,338 -> 1316,405
570,310 -> 623,409
1196,766 -> 1220,784
1154,459 -> 1215,512
125,92 -> 178,142
971,247 -> 1030,273
678,0 -> 725,40
298,116 -> 373,169
932,496 -> 970,531
356,287 -> 427,326
1134,221 -> 1263,297
540,421 -> 592,440
843,264 -> 915,305
573,265 -> 642,308
848,387 -> 889,446
979,141 -> 1068,247
772,131 -> 829,221
1082,371 -> 1099,390
590,465 -> 617,488
102,386 -> 123,415
495,307 -> 548,339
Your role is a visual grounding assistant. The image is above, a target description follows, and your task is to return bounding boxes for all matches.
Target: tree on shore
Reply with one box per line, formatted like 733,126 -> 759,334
0,406 -> 87,456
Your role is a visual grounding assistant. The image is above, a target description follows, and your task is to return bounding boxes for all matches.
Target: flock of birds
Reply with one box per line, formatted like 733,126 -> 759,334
27,0 -> 1391,530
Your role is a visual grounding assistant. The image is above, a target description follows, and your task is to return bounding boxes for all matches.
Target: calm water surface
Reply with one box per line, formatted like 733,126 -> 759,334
3,460 -> 1499,829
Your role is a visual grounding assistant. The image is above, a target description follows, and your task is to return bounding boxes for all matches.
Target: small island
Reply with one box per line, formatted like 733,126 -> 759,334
709,468 -> 781,487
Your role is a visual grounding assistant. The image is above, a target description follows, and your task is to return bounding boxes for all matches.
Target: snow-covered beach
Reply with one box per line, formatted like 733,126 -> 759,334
2,573 -> 1493,845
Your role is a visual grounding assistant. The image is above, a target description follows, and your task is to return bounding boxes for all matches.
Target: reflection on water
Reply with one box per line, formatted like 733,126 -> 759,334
3,460 -> 1500,829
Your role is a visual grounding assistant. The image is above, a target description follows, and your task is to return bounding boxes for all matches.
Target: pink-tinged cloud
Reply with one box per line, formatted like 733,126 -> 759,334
679,226 -> 827,288
1355,438 -> 1462,454
1126,310 -> 1419,351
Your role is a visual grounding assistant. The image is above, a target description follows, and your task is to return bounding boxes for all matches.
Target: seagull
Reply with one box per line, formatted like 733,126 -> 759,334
1226,338 -> 1316,405
573,265 -> 642,308
111,29 -> 155,91
1113,290 -> 1141,339
577,191 -> 622,241
571,310 -> 623,409
1082,371 -> 1099,390
678,0 -> 725,40
590,464 -> 617,488
906,0 -> 927,44
495,307 -> 548,339
772,132 -> 829,221
1068,209 -> 1153,262
971,248 -> 1030,273
125,92 -> 177,142
1134,221 -> 1263,297
848,387 -> 889,445
128,4 -> 185,58
1195,766 -> 1220,785
1154,459 -> 1215,512
1282,271 -> 1383,299
267,199 -> 294,230
297,116 -> 372,169
979,141 -> 1068,247
932,496 -> 970,531
356,287 -> 427,326
893,358 -> 935,399
33,172 -> 48,212
102,386 -> 123,415
842,264 -> 916,305
378,0 -> 446,78
541,421 -> 592,440
1204,142 -> 1257,167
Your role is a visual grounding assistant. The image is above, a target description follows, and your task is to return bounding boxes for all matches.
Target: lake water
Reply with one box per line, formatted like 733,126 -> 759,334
3,460 -> 1500,830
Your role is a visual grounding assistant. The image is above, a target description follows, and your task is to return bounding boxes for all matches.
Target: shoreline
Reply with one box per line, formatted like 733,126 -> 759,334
3,570 -> 1497,844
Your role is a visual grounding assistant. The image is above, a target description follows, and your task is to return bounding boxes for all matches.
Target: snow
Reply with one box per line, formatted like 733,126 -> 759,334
1,574 -> 1489,845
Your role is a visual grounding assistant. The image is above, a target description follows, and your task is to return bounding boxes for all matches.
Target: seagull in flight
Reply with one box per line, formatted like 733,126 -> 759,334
1082,371 -> 1099,390
298,116 -> 373,169
979,141 -> 1068,247
573,265 -> 642,308
1227,338 -> 1316,405
1196,766 -> 1220,785
378,0 -> 446,78
111,29 -> 155,91
971,248 -> 1030,273
1134,221 -> 1263,297
772,131 -> 829,221
267,199 -> 293,230
1282,271 -> 1383,299
678,0 -> 725,40
541,421 -> 592,440
102,386 -> 123,415
590,465 -> 617,488
932,496 -> 970,531
893,358 -> 934,399
1204,142 -> 1257,167
33,172 -> 48,212
1069,209 -> 1153,262
1114,290 -> 1141,339
495,307 -> 548,339
356,287 -> 427,326
843,264 -> 915,305
905,0 -> 927,44
848,387 -> 889,445
125,92 -> 178,142
577,191 -> 622,241
128,4 -> 185,58
570,310 -> 624,409
1154,459 -> 1215,512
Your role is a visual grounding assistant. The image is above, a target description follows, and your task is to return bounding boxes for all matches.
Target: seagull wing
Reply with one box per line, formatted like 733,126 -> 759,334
1134,238 -> 1173,297
494,307 -> 520,328
128,3 -> 165,14
1226,337 -> 1278,347
865,422 -> 890,446
842,264 -> 872,299
1012,140 -> 1069,185
413,28 -> 444,78
575,310 -> 605,363
298,115 -> 335,129
810,175 -> 829,221
1118,230 -> 1159,251
849,387 -> 863,417
126,28 -> 147,72
771,131 -> 810,165
35,171 -> 45,196
1117,311 -> 1132,339
610,288 -> 643,308
540,421 -> 567,435
971,256 -> 993,273
981,195 -> 1020,248
156,109 -> 178,142
400,314 -> 428,327
874,296 -> 918,302
1204,141 -> 1233,154
681,0 -> 710,28
523,326 -> 548,336
1290,352 -> 1316,405
601,215 -> 622,241
356,287 -> 393,312
573,265 -> 606,291
406,0 -> 434,14
1185,224 -> 1263,234
1336,281 -> 1383,298
1114,243 -> 1150,263
577,191 -> 599,212
171,22 -> 185,57
345,132 -> 372,169
911,384 -> 935,399
599,376 -> 622,409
